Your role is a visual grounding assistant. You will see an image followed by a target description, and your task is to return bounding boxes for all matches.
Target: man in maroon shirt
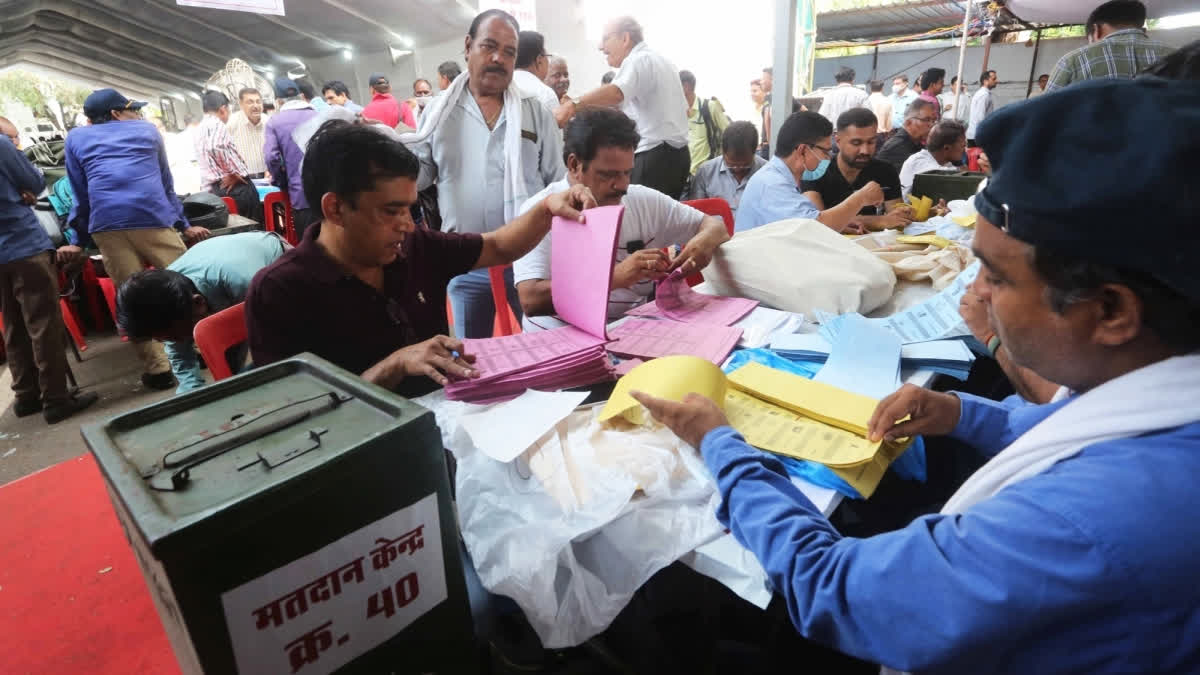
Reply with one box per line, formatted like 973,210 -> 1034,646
360,74 -> 416,129
245,120 -> 594,397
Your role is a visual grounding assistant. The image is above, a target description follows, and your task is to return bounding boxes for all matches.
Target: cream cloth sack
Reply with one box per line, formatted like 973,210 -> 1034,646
700,219 -> 897,316
872,243 -> 975,289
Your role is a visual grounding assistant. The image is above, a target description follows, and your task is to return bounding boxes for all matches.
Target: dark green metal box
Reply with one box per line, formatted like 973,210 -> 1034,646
81,354 -> 476,674
911,169 -> 988,204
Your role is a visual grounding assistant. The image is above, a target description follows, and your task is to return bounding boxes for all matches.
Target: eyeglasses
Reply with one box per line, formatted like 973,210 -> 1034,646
910,116 -> 936,124
809,144 -> 832,157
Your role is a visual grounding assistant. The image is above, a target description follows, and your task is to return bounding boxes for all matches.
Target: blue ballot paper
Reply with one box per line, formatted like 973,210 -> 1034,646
817,260 -> 982,345
771,333 -> 976,380
813,315 -> 902,400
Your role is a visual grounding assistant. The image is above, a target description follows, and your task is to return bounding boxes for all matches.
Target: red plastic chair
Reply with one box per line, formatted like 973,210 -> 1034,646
680,198 -> 736,286
193,302 -> 247,382
263,191 -> 296,245
96,276 -> 129,342
80,258 -> 108,329
488,266 -> 520,336
56,268 -> 87,352
220,196 -> 238,215
967,147 -> 983,172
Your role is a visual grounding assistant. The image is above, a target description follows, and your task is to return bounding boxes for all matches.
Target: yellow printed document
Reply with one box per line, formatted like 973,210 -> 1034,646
599,355 -> 727,426
724,390 -> 881,467
726,362 -> 878,436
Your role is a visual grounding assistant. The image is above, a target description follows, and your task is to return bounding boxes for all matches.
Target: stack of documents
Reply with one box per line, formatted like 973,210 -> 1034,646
444,327 -> 614,403
771,333 -> 976,380
625,269 -> 758,326
816,260 -> 981,345
608,318 -> 743,365
734,306 -> 805,348
445,206 -> 624,403
600,356 -> 910,498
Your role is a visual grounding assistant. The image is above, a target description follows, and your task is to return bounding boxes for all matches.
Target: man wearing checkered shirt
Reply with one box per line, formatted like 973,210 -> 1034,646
1046,0 -> 1174,92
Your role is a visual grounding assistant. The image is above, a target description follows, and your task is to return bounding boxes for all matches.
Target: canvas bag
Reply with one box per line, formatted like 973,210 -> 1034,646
700,219 -> 896,316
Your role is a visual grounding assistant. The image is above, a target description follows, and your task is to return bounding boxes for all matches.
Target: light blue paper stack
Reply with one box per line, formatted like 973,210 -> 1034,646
771,333 -> 976,380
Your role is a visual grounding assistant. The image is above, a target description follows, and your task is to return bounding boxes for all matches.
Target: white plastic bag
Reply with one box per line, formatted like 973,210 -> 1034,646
417,392 -> 726,648
700,219 -> 896,316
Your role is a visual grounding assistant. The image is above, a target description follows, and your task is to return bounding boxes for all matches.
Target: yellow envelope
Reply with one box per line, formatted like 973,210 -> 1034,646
951,214 -> 977,228
599,355 -> 727,425
726,362 -> 878,437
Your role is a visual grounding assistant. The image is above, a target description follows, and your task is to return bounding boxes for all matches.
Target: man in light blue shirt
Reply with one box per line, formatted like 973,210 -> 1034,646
629,79 -> 1200,674
888,74 -> 919,129
115,232 -> 289,392
737,111 -> 882,233
684,121 -> 766,223
321,80 -> 364,115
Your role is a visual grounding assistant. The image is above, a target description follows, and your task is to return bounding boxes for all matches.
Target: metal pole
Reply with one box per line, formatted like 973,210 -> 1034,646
981,31 -> 994,72
871,45 -> 879,81
952,0 -> 973,117
1025,28 -> 1043,98
770,0 -> 800,157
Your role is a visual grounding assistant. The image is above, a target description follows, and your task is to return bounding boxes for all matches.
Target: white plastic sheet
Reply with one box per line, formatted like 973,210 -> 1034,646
416,391 -> 730,648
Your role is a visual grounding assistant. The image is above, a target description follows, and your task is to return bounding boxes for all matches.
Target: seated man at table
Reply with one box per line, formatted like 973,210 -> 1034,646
245,120 -> 595,398
631,78 -> 1200,673
513,106 -> 729,329
802,108 -> 911,231
736,111 -> 883,233
684,121 -> 766,222
900,119 -> 967,199
876,98 -> 936,173
115,231 -> 290,394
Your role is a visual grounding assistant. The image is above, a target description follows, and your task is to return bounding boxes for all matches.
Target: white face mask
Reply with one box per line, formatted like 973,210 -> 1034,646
892,84 -> 904,95
415,95 -> 432,107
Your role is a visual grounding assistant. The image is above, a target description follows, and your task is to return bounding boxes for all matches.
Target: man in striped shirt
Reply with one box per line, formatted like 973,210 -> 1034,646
195,90 -> 263,222
225,87 -> 267,177
1046,0 -> 1174,92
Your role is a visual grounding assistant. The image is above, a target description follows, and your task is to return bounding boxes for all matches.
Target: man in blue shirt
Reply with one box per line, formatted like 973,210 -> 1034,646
0,116 -> 98,423
631,79 -> 1200,673
66,88 -> 210,391
737,111 -> 882,233
115,232 -> 289,393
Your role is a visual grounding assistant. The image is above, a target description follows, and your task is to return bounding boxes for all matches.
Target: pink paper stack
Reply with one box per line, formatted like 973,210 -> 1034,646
625,269 -> 758,326
608,317 -> 743,365
443,326 -> 614,403
444,205 -> 625,403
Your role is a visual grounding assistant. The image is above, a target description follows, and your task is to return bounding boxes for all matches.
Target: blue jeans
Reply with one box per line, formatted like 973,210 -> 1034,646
447,267 -> 523,339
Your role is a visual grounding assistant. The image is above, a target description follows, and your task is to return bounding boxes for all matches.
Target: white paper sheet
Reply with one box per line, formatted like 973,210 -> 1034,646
734,306 -> 805,348
458,389 -> 590,462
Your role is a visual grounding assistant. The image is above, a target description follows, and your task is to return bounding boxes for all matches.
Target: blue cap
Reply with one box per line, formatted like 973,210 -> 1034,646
273,76 -> 300,99
369,73 -> 388,86
83,88 -> 146,119
976,77 -> 1200,301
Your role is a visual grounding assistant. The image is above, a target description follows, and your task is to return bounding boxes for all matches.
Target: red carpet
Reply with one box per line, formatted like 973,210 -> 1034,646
0,455 -> 179,675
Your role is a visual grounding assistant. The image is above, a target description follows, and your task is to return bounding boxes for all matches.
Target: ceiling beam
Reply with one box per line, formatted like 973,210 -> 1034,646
0,52 -> 177,101
0,34 -> 205,91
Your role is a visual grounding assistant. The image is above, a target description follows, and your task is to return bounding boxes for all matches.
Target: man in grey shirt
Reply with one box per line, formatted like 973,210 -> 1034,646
407,9 -> 564,339
685,122 -> 765,224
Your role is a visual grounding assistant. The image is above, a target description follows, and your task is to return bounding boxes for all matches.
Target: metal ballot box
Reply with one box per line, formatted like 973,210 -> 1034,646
81,354 -> 476,675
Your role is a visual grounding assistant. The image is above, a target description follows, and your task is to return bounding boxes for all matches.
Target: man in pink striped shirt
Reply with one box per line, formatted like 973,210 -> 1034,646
195,90 -> 263,222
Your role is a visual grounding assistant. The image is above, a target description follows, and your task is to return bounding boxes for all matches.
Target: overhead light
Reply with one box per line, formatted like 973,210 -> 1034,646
342,48 -> 353,61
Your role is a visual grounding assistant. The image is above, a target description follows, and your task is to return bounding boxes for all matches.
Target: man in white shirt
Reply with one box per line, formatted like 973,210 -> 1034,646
557,17 -> 690,198
968,70 -> 998,146
407,9 -> 564,339
940,76 -> 972,122
900,119 -> 966,199
225,87 -> 267,177
1029,73 -> 1049,98
866,80 -> 893,147
514,107 -> 728,328
818,66 -> 869,126
513,31 -> 562,116
685,121 -> 766,222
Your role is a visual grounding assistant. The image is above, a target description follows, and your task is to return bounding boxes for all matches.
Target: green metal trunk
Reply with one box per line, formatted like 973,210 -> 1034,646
81,354 -> 477,674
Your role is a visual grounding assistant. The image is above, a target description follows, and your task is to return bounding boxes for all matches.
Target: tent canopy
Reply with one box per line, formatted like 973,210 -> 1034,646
0,0 -> 470,101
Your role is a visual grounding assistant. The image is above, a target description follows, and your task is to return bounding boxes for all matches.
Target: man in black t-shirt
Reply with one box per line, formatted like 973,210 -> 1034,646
802,108 -> 913,231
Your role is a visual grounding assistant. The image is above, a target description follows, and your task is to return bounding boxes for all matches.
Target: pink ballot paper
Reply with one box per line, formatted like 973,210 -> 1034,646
625,269 -> 758,326
444,205 -> 623,403
551,204 -> 624,339
608,318 -> 743,365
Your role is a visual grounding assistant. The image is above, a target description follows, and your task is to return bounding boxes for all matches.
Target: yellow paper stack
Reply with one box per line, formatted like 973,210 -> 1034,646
600,359 -> 911,497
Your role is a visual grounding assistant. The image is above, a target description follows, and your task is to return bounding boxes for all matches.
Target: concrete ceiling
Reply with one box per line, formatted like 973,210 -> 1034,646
0,0 -> 475,100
